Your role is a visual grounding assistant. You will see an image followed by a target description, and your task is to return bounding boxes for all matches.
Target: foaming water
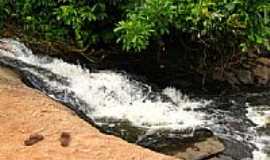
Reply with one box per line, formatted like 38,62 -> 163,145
1,39 -> 270,159
247,105 -> 270,160
0,38 -> 208,132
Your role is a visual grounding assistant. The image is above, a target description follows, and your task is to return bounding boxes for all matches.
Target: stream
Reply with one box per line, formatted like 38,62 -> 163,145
0,39 -> 269,160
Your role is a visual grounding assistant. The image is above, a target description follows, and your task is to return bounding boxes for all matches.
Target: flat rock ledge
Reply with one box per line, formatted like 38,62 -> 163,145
0,67 -> 177,160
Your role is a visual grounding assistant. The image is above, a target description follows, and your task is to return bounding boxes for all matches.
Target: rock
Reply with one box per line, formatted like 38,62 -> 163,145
253,61 -> 270,85
60,132 -> 71,147
0,67 -> 21,84
209,155 -> 234,160
237,69 -> 254,84
213,51 -> 270,86
0,67 -> 177,160
137,128 -> 224,160
266,117 -> 270,125
164,137 -> 225,160
24,133 -> 44,146
220,138 -> 254,160
223,71 -> 241,85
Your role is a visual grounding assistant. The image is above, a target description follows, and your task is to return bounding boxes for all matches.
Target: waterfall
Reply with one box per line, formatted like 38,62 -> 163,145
1,38 -> 269,160
0,39 -> 209,136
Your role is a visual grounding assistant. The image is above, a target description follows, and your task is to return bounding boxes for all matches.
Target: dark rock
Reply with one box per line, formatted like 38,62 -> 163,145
209,155 -> 235,160
237,69 -> 254,84
60,132 -> 71,147
220,138 -> 254,160
24,133 -> 44,146
258,49 -> 270,57
168,137 -> 225,160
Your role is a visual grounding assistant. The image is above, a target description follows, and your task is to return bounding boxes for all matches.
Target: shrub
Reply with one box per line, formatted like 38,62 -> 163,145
0,0 -> 10,28
1,0 -> 269,53
114,0 -> 177,51
115,0 -> 269,52
54,2 -> 107,47
2,0 -> 117,47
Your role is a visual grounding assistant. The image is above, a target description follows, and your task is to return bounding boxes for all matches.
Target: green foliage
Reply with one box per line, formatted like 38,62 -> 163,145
0,0 -> 269,52
1,0 -> 114,47
0,0 -> 9,28
13,0 -> 68,41
115,0 -> 270,52
114,0 -> 177,51
54,2 -> 107,47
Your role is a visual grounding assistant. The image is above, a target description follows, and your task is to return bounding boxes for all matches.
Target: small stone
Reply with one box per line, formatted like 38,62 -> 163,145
24,133 -> 44,146
60,132 -> 71,147
183,107 -> 191,111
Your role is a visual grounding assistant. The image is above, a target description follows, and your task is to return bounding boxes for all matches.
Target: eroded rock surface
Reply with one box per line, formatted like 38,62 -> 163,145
0,66 -> 227,160
0,67 -> 177,160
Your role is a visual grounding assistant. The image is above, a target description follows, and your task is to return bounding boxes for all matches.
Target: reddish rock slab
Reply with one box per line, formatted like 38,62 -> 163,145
0,67 -> 178,160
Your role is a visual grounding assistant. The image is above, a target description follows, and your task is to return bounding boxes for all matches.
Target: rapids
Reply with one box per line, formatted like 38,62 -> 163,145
0,39 -> 269,160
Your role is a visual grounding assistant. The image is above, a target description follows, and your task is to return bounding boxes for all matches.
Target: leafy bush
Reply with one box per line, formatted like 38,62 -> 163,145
54,2 -> 107,47
114,0 -> 176,51
1,0 -> 269,52
115,0 -> 269,52
12,0 -> 68,41
0,0 -> 10,28
1,0 -> 118,47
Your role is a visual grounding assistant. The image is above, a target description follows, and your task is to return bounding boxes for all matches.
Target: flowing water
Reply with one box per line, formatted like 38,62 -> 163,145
0,39 -> 269,160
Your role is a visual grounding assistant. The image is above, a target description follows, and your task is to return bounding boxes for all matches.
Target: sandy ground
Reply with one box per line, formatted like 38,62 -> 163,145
0,67 -> 177,160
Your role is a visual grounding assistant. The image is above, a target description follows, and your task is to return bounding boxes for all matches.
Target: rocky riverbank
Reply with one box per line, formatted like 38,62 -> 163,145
0,67 -> 177,160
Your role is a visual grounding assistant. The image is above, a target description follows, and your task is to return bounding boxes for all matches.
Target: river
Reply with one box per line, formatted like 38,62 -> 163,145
0,39 -> 269,160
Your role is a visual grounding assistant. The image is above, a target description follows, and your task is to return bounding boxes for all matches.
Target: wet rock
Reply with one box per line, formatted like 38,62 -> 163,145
24,133 -> 44,146
220,138 -> 254,160
135,128 -> 223,160
193,128 -> 213,139
247,94 -> 270,106
137,128 -> 213,150
266,117 -> 270,125
209,155 -> 235,160
168,137 -> 224,160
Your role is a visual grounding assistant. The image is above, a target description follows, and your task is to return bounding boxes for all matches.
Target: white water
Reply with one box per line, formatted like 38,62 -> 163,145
1,39 -> 270,159
246,104 -> 270,160
0,38 -> 209,131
